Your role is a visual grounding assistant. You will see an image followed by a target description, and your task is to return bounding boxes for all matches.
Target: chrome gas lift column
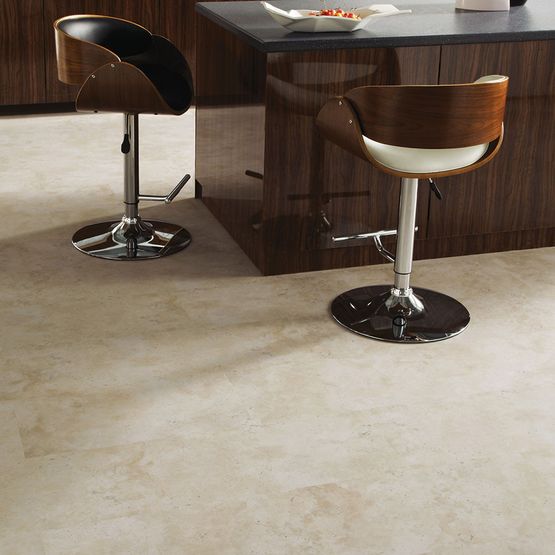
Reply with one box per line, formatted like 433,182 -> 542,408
330,178 -> 470,343
72,114 -> 192,260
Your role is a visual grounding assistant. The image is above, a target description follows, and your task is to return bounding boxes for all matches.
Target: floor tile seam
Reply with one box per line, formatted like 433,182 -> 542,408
6,430 -> 239,463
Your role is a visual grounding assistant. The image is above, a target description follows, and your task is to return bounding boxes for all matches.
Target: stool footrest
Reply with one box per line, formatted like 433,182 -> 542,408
331,227 -> 418,264
138,174 -> 191,204
331,227 -> 398,243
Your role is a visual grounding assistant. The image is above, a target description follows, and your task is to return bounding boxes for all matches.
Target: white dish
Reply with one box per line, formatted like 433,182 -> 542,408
260,2 -> 411,33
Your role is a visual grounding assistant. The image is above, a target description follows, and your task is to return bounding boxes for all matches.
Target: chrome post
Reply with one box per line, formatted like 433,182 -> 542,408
123,113 -> 139,220
71,112 -> 191,260
393,178 -> 419,293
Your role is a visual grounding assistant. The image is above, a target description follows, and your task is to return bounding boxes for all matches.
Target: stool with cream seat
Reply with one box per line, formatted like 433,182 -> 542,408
54,15 -> 194,259
316,75 -> 509,343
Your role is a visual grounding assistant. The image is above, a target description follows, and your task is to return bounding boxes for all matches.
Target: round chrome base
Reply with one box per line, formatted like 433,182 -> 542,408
331,285 -> 470,343
72,217 -> 191,260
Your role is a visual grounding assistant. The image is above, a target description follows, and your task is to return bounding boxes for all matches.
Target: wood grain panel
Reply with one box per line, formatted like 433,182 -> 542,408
0,0 -> 46,105
159,0 -> 194,86
160,0 -> 246,93
414,227 -> 555,262
430,40 -> 555,238
44,0 -> 158,103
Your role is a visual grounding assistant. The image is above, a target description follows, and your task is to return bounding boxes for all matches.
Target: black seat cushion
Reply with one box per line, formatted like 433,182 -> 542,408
59,16 -> 152,57
123,37 -> 193,112
60,16 -> 193,112
127,62 -> 192,112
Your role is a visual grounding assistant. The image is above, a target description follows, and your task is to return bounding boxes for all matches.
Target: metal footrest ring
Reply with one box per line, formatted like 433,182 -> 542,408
331,285 -> 470,343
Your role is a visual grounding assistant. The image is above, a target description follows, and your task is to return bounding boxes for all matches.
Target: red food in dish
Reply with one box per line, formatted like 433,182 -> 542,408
308,8 -> 361,19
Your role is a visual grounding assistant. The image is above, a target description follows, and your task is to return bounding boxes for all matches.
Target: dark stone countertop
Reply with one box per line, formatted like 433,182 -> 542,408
196,0 -> 555,52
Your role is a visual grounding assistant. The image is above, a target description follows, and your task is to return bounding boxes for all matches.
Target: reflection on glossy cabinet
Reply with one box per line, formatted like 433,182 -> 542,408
43,0 -> 158,103
263,47 -> 440,274
0,0 -> 46,105
196,19 -> 443,274
197,21 -> 555,275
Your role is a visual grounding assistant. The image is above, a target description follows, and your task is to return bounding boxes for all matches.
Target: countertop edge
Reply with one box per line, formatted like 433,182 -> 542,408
196,3 -> 555,53
196,4 -> 269,51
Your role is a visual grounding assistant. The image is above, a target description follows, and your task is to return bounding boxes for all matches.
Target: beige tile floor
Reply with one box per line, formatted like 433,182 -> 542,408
0,111 -> 554,555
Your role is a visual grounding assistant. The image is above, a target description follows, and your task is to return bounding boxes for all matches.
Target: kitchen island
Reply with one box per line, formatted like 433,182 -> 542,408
195,0 -> 555,275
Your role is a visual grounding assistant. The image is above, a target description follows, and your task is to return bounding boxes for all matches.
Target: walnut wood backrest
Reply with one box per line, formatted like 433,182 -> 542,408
344,78 -> 509,149
54,15 -> 151,85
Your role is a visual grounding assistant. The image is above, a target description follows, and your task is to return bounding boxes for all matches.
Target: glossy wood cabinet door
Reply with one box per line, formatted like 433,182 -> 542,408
430,41 -> 555,238
43,0 -> 158,103
197,27 -> 554,274
263,46 -> 440,274
160,0 -> 245,90
0,0 -> 46,105
160,1 -> 195,83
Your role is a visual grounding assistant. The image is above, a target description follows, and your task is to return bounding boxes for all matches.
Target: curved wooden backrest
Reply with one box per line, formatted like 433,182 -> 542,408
316,76 -> 509,178
76,62 -> 182,115
344,78 -> 509,149
54,14 -> 151,86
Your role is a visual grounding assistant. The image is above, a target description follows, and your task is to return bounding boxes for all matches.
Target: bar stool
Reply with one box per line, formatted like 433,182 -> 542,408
54,15 -> 194,259
316,75 -> 509,343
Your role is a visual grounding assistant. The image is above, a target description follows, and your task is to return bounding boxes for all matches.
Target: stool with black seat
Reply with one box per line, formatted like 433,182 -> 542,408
54,14 -> 194,259
316,75 -> 509,343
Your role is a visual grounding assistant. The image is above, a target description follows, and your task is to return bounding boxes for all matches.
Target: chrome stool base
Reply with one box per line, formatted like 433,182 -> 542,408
72,114 -> 192,261
72,217 -> 191,260
331,285 -> 470,343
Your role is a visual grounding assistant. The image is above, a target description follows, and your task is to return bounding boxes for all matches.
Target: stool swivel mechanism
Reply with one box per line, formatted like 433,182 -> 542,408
317,75 -> 509,343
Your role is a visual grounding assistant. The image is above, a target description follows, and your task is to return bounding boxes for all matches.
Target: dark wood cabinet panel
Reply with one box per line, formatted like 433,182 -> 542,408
430,41 -> 555,238
263,46 -> 440,273
160,0 -> 245,91
43,0 -> 159,103
0,0 -> 46,105
196,25 -> 443,274
197,25 -> 554,275
159,1 -> 195,84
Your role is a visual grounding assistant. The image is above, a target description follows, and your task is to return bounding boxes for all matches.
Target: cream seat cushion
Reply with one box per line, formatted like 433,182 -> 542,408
361,75 -> 506,174
361,138 -> 489,174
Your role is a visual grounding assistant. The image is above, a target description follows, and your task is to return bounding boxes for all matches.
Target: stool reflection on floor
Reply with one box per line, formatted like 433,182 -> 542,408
317,75 -> 509,343
54,14 -> 194,259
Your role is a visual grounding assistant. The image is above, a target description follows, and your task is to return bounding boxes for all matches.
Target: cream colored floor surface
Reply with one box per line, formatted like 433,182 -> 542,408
0,112 -> 554,555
